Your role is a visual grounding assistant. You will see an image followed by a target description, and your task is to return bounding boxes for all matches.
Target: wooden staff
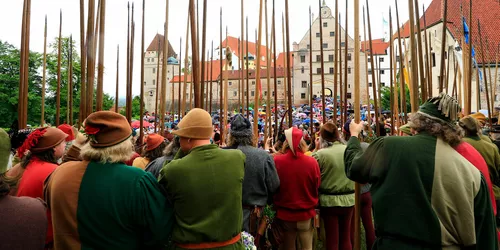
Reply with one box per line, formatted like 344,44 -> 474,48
334,0 -> 339,123
395,0 -> 407,123
115,45 -> 119,113
265,0 -> 271,141
309,6 -> 314,135
407,0 -> 419,112
200,0 -> 208,110
238,37 -> 242,113
246,16 -> 250,118
254,0 -> 264,141
18,0 -> 31,128
178,38 -> 182,118
438,0 -> 448,93
339,13 -> 343,126
160,0 -> 170,135
272,0 -> 278,138
205,51 -> 210,110
129,5 -> 136,122
96,0 -> 106,111
366,0 -> 379,135
86,0 -> 95,117
464,1 -> 473,114
423,5 -> 432,97
414,0 -> 427,100
154,35 -> 161,132
219,8 -> 224,143
181,14 -> 190,118
353,0 -> 361,248
318,0 -> 327,124
171,60 -> 175,114
41,15 -> 47,127
139,0 -> 145,139
224,27 -> 230,143
445,46 -> 451,93
452,58 -> 458,99
494,44 -> 500,115
344,0 -> 349,125
190,0 -> 200,108
79,0 -> 86,126
282,16 -> 287,110
285,0 -> 293,127
210,41 -> 214,114
486,39 -> 494,113
126,3 -> 131,122
241,0 -> 245,112
68,35 -> 74,125
392,24 -> 400,131
478,21 -> 492,129
56,10 -> 62,126
389,8 -> 395,135
363,7 -> 372,130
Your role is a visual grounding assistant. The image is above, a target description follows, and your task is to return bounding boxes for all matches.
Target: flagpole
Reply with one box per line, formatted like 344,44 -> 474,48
56,9 -> 62,126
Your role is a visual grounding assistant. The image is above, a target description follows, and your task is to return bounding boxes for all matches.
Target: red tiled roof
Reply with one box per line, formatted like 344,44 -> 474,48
171,68 -> 286,83
392,0 -> 500,63
276,52 -> 294,68
220,36 -> 272,66
361,39 -> 390,55
146,34 -> 177,58
171,60 -> 226,83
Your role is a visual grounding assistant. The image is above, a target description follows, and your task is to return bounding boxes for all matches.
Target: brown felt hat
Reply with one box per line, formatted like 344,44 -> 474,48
458,116 -> 480,134
320,122 -> 339,142
172,108 -> 213,139
30,127 -> 68,153
84,111 -> 132,148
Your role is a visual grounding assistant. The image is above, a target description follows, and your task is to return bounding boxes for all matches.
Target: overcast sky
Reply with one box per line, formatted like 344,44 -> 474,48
1,0 -> 432,97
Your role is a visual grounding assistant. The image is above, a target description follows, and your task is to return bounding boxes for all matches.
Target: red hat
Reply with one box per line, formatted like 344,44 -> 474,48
57,124 -> 75,141
145,134 -> 165,151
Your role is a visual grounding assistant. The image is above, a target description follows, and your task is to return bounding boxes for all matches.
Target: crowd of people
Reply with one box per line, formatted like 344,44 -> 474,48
0,92 -> 499,250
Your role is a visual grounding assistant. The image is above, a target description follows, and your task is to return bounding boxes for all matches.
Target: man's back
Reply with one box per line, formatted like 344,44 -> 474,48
345,134 -> 497,249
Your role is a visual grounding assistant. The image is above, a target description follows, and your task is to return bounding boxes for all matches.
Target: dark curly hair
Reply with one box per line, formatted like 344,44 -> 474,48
409,112 -> 464,147
142,141 -> 168,162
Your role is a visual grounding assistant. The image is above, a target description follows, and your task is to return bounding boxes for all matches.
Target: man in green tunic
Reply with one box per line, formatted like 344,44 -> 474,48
345,93 -> 498,249
159,108 -> 245,250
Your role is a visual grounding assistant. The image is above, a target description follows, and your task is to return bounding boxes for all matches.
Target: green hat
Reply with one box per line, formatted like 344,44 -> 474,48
0,128 -> 11,174
418,93 -> 461,125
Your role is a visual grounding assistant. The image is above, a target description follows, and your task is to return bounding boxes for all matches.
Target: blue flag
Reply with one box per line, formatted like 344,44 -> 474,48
463,17 -> 470,44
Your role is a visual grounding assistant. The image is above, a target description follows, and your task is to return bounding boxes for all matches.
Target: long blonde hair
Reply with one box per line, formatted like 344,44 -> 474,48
280,139 -> 309,155
80,139 -> 134,164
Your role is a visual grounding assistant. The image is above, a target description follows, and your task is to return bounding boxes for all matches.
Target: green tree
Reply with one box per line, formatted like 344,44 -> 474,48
120,96 -> 143,120
380,72 -> 412,114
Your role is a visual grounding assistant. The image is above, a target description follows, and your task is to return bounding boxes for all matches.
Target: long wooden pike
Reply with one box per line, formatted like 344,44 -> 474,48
255,0 -> 265,140
126,2 -> 131,122
285,0 -> 293,127
178,38 -> 182,118
200,0 -> 208,110
318,0 -> 326,123
189,0 -> 200,108
265,0 -> 271,141
68,35 -> 74,125
494,44 -> 500,114
438,0 -> 448,93
160,0 -> 170,134
41,15 -> 47,127
224,27 -> 230,143
241,0 -> 245,112
18,0 -> 26,128
339,12 -> 343,126
366,0 -> 380,135
219,8 -> 224,143
395,0 -> 407,123
414,0 -> 427,100
445,46 -> 451,93
139,0 -> 145,140
272,0 -> 278,138
478,21 -> 493,129
181,14 -> 190,118
238,38 -> 242,112
246,16 -> 250,118
486,38 -> 494,113
154,35 -> 161,131
171,60 -> 175,114
79,0 -> 86,126
334,0 -> 339,123
309,6 -> 314,135
423,4 -> 432,97
96,0 -> 106,111
210,41 -> 214,113
344,0 -> 349,125
465,0 -> 473,114
353,0 -> 361,247
282,15 -> 287,110
56,9 -> 62,126
389,8 -> 395,135
86,0 -> 95,117
205,50 -> 210,110
452,56 -> 458,99
363,7 -> 372,130
115,45 -> 119,113
129,5 -> 136,122
408,0 -> 419,112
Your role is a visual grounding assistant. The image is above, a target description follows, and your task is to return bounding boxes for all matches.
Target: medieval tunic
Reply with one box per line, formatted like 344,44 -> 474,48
159,144 -> 245,250
44,160 -> 174,250
344,133 -> 498,249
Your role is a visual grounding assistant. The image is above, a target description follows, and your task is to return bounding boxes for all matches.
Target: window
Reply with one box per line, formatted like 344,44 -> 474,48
368,57 -> 371,63
264,91 -> 267,96
147,58 -> 151,62
186,93 -> 189,98
368,69 -> 373,75
301,81 -> 307,88
316,32 -> 320,38
396,56 -> 401,62
347,53 -> 352,61
346,93 -> 352,99
151,58 -> 154,62
369,82 -> 373,87
317,68 -> 322,74
234,91 -> 237,97
381,82 -> 386,87
307,44 -> 310,50
379,57 -> 384,62
153,79 -> 156,85
328,54 -> 334,62
330,31 -> 335,37
348,67 -> 351,74
272,91 -> 275,97
316,55 -> 321,62
251,91 -> 255,96
341,42 -> 345,47
153,68 -> 156,74
380,70 -> 385,75
432,53 -> 436,67
323,43 -> 328,49
278,80 -> 282,85
348,84 -> 351,89
323,22 -> 328,27
300,55 -> 306,63
301,93 -> 306,99
252,81 -> 256,85
149,91 -> 153,97
301,66 -> 305,74
144,81 -> 147,86
329,67 -> 334,74
229,82 -> 233,86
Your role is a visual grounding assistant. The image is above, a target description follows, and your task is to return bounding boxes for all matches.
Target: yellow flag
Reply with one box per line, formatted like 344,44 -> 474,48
403,68 -> 412,97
